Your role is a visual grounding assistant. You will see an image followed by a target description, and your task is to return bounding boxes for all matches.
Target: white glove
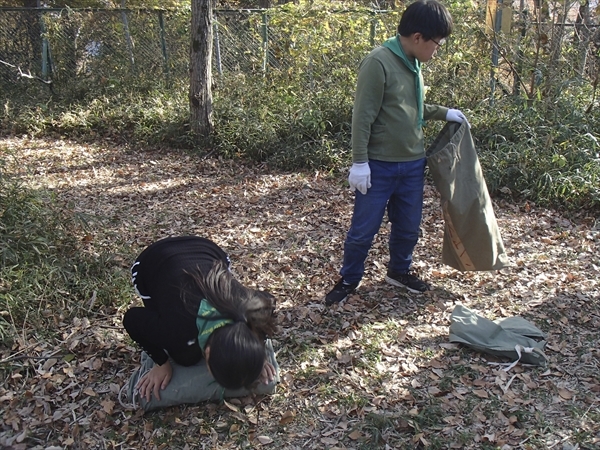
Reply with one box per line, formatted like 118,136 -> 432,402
348,162 -> 371,195
446,109 -> 470,128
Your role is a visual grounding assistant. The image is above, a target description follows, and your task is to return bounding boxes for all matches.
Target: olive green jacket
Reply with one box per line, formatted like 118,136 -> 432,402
352,36 -> 448,163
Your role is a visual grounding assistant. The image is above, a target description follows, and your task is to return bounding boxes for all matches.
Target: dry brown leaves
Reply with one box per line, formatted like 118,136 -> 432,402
1,137 -> 599,449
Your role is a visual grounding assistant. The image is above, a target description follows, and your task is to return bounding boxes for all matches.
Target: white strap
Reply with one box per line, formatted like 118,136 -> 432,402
504,344 -> 534,371
488,344 -> 535,372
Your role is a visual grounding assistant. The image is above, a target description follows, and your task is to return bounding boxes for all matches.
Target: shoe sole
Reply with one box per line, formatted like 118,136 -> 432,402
384,275 -> 427,294
325,283 -> 360,306
325,294 -> 351,306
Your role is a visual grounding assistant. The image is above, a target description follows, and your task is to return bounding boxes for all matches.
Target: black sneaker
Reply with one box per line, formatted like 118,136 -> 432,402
385,271 -> 430,293
325,279 -> 359,305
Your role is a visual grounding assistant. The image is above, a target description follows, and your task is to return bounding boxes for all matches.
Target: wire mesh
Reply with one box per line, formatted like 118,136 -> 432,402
0,7 -> 598,101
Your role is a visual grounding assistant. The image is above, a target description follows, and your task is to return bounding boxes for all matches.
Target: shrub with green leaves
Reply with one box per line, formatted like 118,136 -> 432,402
473,92 -> 600,211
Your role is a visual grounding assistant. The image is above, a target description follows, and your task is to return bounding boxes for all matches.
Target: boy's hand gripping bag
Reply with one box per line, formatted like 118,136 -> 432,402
426,121 -> 509,271
120,339 -> 280,412
449,305 -> 547,371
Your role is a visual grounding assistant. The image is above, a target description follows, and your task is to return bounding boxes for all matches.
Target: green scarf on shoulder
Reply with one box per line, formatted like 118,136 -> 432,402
196,299 -> 234,351
382,35 -> 425,129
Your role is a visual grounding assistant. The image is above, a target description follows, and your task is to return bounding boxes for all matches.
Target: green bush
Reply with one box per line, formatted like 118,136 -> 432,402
213,73 -> 353,169
1,81 -> 191,145
473,90 -> 600,211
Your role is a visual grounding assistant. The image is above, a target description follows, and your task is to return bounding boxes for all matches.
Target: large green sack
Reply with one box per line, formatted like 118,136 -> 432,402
426,121 -> 509,271
120,339 -> 280,412
449,305 -> 547,370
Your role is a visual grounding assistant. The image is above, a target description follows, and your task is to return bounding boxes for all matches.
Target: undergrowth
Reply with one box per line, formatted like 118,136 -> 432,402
0,154 -> 130,345
3,73 -> 599,214
473,93 -> 600,211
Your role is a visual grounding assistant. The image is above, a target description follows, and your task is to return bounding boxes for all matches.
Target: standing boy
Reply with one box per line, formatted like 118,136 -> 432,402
325,0 -> 468,305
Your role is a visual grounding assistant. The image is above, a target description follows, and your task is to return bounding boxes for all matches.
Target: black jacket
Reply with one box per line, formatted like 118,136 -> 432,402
123,236 -> 229,366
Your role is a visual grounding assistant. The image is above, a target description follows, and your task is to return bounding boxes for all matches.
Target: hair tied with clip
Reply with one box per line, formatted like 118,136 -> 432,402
236,315 -> 247,324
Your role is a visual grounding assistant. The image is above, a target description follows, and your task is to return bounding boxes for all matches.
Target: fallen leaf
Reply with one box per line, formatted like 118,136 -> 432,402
42,358 -> 58,371
558,388 -> 574,400
473,389 -> 489,399
83,387 -> 96,397
279,410 -> 295,425
257,435 -> 273,445
101,399 -> 114,414
223,400 -> 239,412
348,430 -> 362,440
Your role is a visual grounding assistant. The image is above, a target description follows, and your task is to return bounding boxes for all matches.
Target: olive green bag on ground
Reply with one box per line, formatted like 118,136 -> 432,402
119,339 -> 280,412
449,305 -> 548,370
426,121 -> 509,271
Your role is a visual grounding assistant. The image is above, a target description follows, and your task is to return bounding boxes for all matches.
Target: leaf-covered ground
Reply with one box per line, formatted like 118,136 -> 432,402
1,137 -> 599,450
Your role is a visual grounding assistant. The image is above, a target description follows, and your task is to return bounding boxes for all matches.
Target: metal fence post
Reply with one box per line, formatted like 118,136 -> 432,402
261,11 -> 268,74
369,11 -> 376,47
214,17 -> 222,76
120,6 -> 136,74
39,10 -> 49,80
490,0 -> 503,107
513,0 -> 526,97
158,10 -> 170,83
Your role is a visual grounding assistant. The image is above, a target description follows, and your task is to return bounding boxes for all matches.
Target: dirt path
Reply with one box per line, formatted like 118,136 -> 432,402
1,137 -> 599,449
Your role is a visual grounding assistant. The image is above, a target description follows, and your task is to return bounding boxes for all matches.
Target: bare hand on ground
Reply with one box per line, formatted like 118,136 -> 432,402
137,360 -> 173,402
259,361 -> 276,384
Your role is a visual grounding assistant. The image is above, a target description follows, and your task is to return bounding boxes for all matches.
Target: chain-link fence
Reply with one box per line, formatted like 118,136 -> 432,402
0,7 -> 402,96
0,6 -> 598,101
0,7 -> 186,96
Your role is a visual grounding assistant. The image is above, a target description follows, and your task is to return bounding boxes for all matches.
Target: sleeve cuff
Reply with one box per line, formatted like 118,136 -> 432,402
149,350 -> 169,366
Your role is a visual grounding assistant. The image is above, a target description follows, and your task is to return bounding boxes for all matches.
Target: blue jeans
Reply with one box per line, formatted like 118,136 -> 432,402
340,158 -> 426,284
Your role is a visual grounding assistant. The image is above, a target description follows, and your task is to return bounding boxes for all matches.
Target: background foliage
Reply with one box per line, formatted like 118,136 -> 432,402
0,0 -> 599,212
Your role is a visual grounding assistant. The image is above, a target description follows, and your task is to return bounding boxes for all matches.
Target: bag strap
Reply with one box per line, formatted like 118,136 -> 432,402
488,344 -> 543,372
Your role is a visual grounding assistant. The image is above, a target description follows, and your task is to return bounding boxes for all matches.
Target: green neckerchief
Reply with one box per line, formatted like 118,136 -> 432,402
196,298 -> 234,352
381,35 -> 425,129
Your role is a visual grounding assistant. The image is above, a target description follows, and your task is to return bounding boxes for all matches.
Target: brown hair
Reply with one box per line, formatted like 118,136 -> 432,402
187,260 -> 277,389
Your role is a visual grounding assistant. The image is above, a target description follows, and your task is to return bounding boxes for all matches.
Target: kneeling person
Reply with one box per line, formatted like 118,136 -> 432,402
123,236 -> 277,402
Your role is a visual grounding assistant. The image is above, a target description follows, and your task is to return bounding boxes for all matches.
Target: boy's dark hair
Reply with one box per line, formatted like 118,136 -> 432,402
398,0 -> 453,40
187,260 -> 277,389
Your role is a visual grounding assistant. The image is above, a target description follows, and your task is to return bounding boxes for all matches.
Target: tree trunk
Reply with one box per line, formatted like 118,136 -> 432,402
189,0 -> 213,138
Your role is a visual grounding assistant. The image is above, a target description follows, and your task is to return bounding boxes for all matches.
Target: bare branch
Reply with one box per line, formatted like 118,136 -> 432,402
0,58 -> 53,86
